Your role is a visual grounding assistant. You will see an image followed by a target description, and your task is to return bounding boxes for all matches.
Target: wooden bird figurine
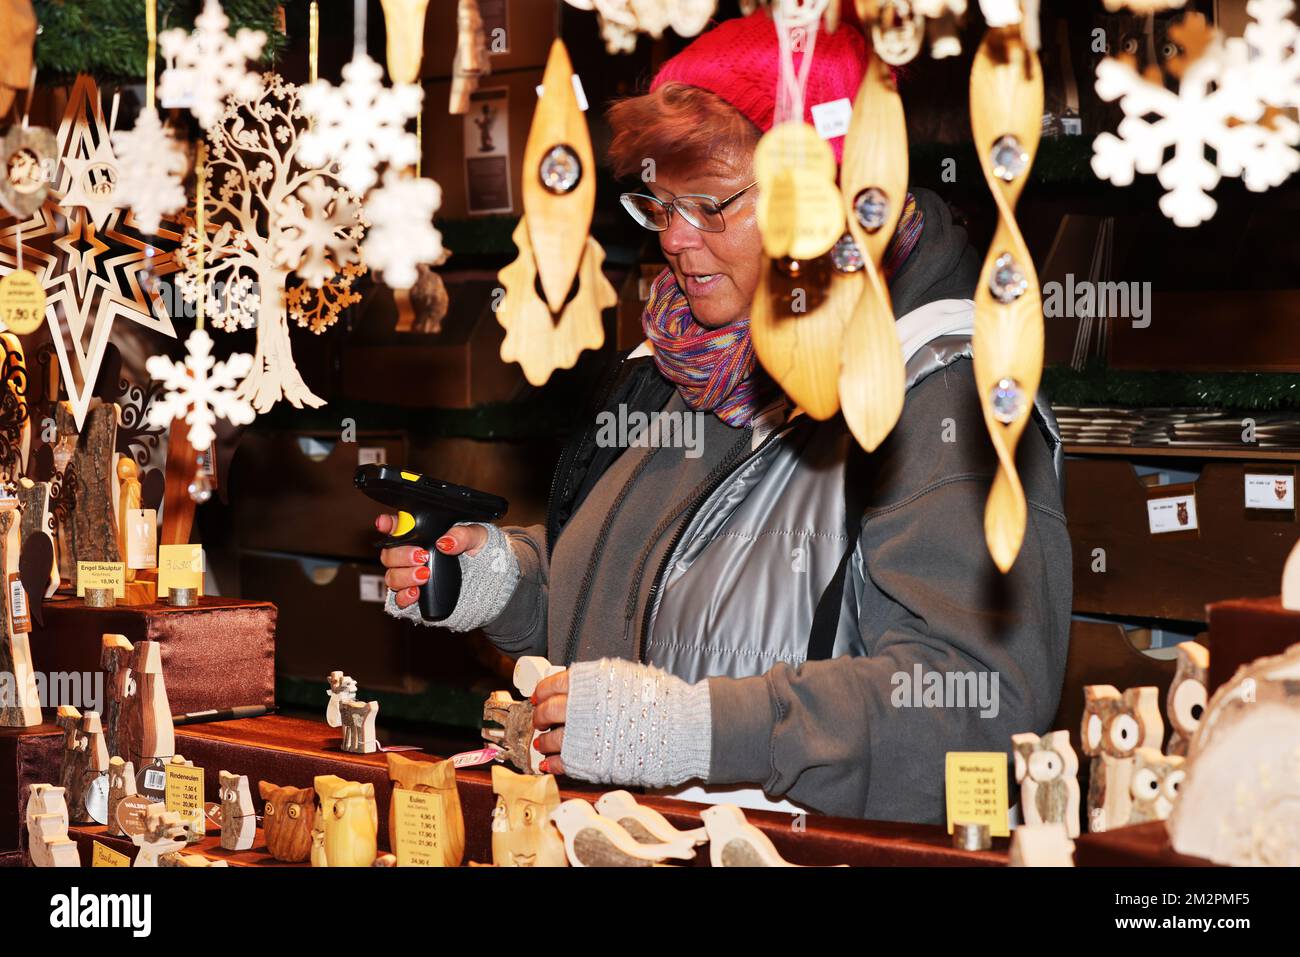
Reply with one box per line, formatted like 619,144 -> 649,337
594,790 -> 708,847
700,804 -> 804,868
549,799 -> 696,867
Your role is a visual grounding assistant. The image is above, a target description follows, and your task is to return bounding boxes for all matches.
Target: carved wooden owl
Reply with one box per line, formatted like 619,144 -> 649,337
1166,641 -> 1209,757
490,765 -> 567,867
313,774 -> 378,868
387,752 -> 465,867
1011,730 -> 1080,838
258,781 -> 315,863
1081,685 -> 1163,760
1128,747 -> 1185,823
219,771 -> 255,851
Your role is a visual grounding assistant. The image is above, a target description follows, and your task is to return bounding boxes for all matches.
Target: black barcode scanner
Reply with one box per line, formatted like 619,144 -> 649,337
355,464 -> 509,621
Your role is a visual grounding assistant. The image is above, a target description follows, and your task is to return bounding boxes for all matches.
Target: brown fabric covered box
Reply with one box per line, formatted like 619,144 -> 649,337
27,595 -> 277,716
1205,596 -> 1300,693
1074,821 -> 1216,867
0,724 -> 62,854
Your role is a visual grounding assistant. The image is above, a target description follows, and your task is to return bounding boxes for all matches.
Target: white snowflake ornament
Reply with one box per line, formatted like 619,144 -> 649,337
361,169 -> 445,290
158,0 -> 267,130
274,176 -> 363,288
298,53 -> 423,196
1242,0 -> 1300,111
111,108 -> 188,234
146,328 -> 256,451
1092,33 -> 1300,227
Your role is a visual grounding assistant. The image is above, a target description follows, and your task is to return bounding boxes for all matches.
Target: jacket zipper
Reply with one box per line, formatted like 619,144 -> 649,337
636,425 -> 787,664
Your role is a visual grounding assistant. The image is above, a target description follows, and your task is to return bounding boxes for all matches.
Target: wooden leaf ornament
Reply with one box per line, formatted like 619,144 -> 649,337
751,257 -> 858,421
837,55 -> 909,452
754,122 -> 845,261
379,0 -> 431,84
969,24 -> 1044,572
498,219 -> 614,387
523,41 -> 596,315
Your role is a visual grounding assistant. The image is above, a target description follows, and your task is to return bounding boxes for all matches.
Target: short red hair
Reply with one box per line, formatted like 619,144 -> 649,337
605,81 -> 761,181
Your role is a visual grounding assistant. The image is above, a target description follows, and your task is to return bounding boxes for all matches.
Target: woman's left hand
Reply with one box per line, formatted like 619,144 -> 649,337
531,671 -> 568,775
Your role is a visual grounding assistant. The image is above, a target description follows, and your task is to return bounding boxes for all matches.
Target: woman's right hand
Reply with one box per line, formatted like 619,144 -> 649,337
376,516 -> 489,609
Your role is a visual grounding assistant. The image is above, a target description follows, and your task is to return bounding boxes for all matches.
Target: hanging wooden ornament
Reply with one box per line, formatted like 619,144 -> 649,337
0,332 -> 30,481
0,0 -> 36,119
499,222 -> 615,386
380,0 -> 432,84
754,123 -> 845,262
0,125 -> 56,219
58,95 -> 127,232
157,0 -> 267,130
450,0 -> 492,115
838,52 -> 909,452
185,74 -> 364,411
496,41 -> 612,384
0,76 -> 181,433
969,18 -> 1044,572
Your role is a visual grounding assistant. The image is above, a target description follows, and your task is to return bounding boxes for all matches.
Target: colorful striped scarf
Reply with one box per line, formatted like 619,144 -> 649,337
642,194 -> 925,428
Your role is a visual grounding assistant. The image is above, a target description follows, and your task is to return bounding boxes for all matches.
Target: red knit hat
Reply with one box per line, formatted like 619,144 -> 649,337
651,10 -> 871,163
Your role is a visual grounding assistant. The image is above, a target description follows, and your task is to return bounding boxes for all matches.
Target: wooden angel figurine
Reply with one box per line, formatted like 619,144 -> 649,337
387,753 -> 465,867
1011,730 -> 1081,838
312,775 -> 378,867
490,765 -> 567,867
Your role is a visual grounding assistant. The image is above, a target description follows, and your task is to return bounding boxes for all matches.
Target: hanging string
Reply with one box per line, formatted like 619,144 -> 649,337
196,143 -> 206,331
773,0 -> 824,127
21,65 -> 36,130
309,1 -> 320,83
15,226 -> 22,272
108,90 -> 122,135
146,0 -> 157,109
354,0 -> 367,56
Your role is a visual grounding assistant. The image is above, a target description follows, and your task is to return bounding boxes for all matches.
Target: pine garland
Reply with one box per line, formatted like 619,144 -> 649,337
33,0 -> 285,82
1043,363 -> 1300,412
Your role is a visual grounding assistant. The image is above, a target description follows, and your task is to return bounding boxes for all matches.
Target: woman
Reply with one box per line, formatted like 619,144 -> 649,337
380,12 -> 1071,823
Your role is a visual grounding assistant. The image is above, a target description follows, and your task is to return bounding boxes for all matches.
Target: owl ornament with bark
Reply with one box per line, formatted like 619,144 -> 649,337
1011,730 -> 1080,838
1166,640 -> 1209,757
178,74 -> 366,413
1080,685 -> 1163,833
1168,641 -> 1300,866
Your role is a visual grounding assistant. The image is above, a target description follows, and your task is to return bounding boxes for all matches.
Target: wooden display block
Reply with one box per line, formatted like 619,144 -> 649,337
1067,459 -> 1298,622
1074,821 -> 1216,867
1205,596 -> 1300,694
27,596 -> 277,718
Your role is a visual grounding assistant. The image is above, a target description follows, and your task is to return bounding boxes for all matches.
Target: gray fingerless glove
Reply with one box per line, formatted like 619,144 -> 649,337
383,522 -> 520,632
560,658 -> 712,789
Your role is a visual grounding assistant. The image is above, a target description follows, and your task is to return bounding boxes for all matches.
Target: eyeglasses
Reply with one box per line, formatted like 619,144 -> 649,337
619,182 -> 757,233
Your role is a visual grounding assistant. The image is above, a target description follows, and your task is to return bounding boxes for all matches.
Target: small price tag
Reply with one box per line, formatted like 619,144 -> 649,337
358,446 -> 387,466
1244,472 -> 1294,511
945,752 -> 1009,838
126,509 -> 158,568
158,544 -> 204,596
810,98 -> 852,140
8,573 -> 29,634
92,840 -> 131,867
164,762 -> 205,839
358,574 -> 387,603
76,561 -> 126,598
1147,493 -> 1198,534
0,269 -> 47,335
393,787 -> 447,867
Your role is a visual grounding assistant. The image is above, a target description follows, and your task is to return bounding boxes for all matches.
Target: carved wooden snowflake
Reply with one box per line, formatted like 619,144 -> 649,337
111,108 -> 188,234
274,176 -> 363,288
146,328 -> 256,451
158,0 -> 267,130
360,170 -> 446,290
298,52 -> 422,196
565,0 -> 715,53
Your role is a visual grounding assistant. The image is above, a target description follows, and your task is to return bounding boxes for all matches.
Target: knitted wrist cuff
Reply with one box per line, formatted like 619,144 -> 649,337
382,522 -> 520,631
560,658 -> 713,789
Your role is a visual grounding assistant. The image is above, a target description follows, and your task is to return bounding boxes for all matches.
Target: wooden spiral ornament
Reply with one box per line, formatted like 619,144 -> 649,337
837,51 -> 908,452
969,23 -> 1044,572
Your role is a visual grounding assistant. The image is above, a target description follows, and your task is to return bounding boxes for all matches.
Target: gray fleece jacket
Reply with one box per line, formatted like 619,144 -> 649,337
390,189 -> 1072,823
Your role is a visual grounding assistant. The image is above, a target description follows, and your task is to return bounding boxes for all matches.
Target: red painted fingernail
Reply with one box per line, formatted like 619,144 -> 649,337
415,566 -> 430,583
435,536 -> 455,553
539,759 -> 550,773
413,548 -> 430,564
530,693 -> 538,705
407,588 -> 419,600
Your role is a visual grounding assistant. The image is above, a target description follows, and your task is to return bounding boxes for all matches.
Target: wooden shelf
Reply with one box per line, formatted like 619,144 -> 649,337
1064,444 -> 1300,463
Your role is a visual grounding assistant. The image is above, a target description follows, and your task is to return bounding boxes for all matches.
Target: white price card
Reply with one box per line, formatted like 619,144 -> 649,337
1147,494 -> 1198,534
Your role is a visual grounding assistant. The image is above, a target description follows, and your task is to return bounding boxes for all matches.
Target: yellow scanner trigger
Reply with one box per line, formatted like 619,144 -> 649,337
394,511 -> 416,536
400,471 -> 420,481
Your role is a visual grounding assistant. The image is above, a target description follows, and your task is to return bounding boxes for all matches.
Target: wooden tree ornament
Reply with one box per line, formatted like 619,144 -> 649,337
497,41 -> 613,385
134,640 -> 175,766
968,21 -> 1044,572
56,705 -> 88,811
837,51 -> 909,450
0,506 -> 40,726
101,633 -> 138,763
17,478 -> 57,610
387,753 -> 466,867
1012,730 -> 1080,838
56,401 -> 121,586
